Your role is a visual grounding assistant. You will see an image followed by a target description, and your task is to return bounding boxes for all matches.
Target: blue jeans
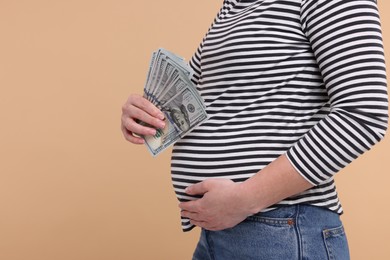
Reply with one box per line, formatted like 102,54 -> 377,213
192,205 -> 350,260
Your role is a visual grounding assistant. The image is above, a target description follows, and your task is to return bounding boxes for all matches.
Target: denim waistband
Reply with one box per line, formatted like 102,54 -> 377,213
250,204 -> 339,221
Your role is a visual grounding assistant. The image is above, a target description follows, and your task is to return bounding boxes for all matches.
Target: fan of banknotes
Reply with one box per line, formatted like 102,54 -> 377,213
142,48 -> 208,156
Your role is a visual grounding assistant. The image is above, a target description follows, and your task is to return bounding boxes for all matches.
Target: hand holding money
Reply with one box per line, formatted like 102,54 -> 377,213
121,94 -> 166,145
142,48 -> 208,156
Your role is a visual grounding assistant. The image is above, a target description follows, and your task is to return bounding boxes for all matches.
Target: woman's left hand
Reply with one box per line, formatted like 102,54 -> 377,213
178,179 -> 252,231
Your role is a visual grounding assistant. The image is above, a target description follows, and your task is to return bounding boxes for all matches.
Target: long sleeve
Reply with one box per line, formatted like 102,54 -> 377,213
286,0 -> 388,185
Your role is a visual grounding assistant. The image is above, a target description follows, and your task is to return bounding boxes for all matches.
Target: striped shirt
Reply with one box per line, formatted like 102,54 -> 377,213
171,0 -> 388,232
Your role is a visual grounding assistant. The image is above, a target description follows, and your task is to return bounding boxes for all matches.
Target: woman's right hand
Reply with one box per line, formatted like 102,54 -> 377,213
121,94 -> 165,145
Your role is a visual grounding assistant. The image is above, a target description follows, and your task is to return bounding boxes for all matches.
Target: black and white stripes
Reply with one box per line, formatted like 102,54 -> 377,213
171,0 -> 388,231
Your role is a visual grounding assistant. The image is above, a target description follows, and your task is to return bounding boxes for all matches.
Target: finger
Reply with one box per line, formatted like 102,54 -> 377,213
123,104 -> 166,130
185,181 -> 209,196
178,200 -> 198,213
121,124 -> 145,144
191,220 -> 219,231
122,116 -> 157,137
180,210 -> 202,222
128,94 -> 165,120
189,219 -> 208,229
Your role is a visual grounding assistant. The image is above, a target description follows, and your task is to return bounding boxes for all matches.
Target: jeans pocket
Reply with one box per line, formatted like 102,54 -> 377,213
323,225 -> 350,260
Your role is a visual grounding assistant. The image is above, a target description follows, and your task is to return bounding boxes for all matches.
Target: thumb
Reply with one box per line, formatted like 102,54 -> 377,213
185,181 -> 209,196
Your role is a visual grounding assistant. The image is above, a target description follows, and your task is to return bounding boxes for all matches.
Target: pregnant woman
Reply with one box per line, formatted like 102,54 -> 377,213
121,1 -> 388,259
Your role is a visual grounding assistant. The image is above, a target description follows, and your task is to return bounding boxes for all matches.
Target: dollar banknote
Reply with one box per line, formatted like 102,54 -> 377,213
141,48 -> 208,156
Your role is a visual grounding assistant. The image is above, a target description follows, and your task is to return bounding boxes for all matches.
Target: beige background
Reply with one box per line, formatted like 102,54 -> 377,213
0,0 -> 389,259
